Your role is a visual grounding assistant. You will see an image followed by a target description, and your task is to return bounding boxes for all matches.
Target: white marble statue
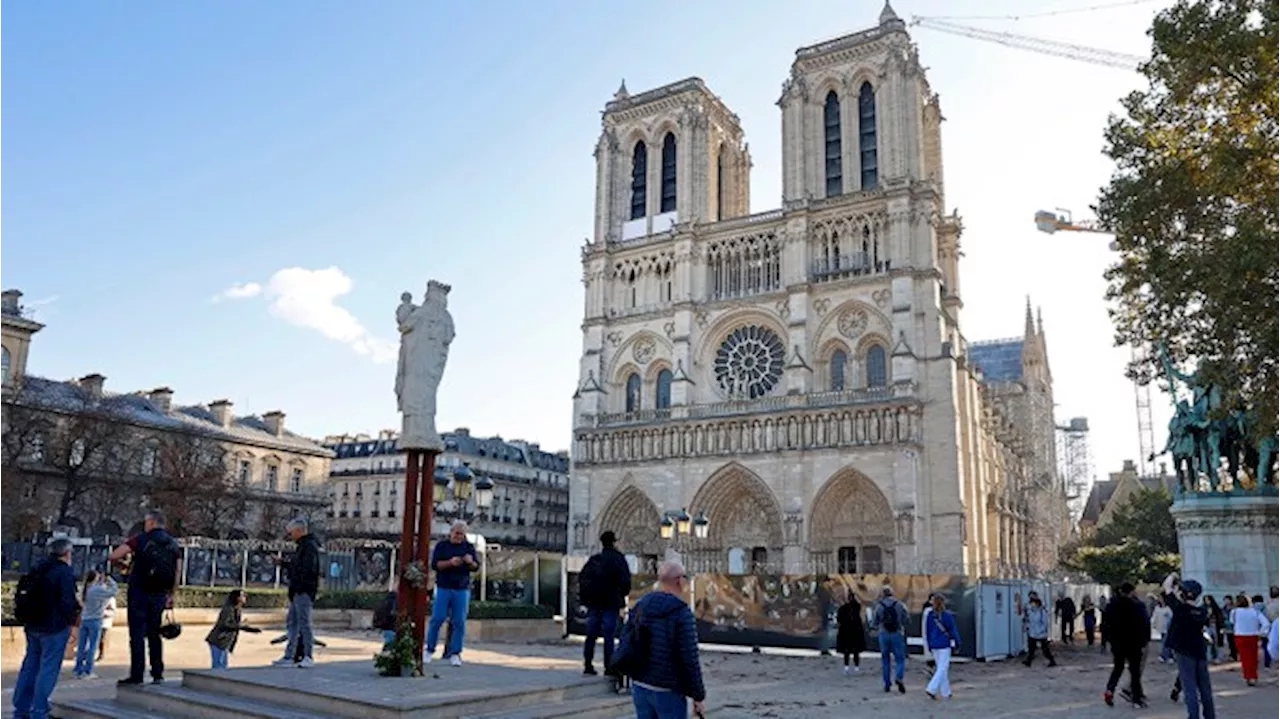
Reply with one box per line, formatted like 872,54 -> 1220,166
395,280 -> 454,451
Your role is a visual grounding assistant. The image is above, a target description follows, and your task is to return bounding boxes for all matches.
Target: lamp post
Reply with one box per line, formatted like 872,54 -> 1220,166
659,508 -> 709,564
432,462 -> 494,524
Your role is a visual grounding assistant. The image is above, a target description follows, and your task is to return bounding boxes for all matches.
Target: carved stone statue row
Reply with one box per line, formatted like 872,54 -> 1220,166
1153,345 -> 1278,493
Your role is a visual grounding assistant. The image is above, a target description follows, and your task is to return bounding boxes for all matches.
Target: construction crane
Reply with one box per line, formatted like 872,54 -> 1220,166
1035,208 -> 1158,480
910,16 -> 1145,71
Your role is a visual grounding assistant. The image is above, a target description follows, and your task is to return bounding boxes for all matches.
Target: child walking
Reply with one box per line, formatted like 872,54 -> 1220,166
74,570 -> 119,679
836,592 -> 866,675
205,590 -> 262,669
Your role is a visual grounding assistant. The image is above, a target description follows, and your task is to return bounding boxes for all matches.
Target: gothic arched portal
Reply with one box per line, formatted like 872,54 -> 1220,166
688,463 -> 785,573
596,483 -> 664,558
808,468 -> 894,574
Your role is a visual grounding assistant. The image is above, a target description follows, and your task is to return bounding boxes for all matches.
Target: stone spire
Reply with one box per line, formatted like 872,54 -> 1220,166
1024,296 -> 1036,340
614,79 -> 629,101
879,1 -> 902,26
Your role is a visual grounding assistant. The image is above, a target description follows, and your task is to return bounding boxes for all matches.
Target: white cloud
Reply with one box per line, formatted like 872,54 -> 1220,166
214,282 -> 262,302
218,268 -> 395,363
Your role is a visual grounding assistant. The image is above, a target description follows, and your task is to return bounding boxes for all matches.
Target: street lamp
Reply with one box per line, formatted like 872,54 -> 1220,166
659,508 -> 708,546
692,511 -> 709,539
659,515 -> 675,540
473,475 -> 495,513
676,508 -> 691,536
431,462 -> 491,520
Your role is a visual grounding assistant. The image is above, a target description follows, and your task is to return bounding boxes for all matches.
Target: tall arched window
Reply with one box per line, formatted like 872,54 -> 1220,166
630,141 -> 647,220
823,91 -> 843,197
858,82 -> 878,190
655,369 -> 673,410
829,349 -> 848,392
660,133 -> 678,213
866,345 -> 887,388
625,373 -> 642,413
1,346 -> 10,384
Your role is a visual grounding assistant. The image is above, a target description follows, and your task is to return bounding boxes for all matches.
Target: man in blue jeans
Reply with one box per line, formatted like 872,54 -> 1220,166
109,509 -> 180,685
426,520 -> 478,666
580,530 -> 632,676
872,586 -> 910,694
13,538 -> 80,719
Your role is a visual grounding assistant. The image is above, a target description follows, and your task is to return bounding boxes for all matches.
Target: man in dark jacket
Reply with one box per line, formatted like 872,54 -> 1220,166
1055,592 -> 1078,644
581,531 -> 633,676
1104,582 -> 1150,708
627,561 -> 706,719
109,509 -> 180,685
273,517 -> 321,668
1162,574 -> 1215,719
12,538 -> 79,719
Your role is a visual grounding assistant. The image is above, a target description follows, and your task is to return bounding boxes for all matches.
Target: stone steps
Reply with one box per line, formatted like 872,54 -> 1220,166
53,666 -> 624,719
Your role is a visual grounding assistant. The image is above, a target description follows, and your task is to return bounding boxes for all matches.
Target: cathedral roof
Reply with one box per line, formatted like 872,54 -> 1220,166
968,339 -> 1025,383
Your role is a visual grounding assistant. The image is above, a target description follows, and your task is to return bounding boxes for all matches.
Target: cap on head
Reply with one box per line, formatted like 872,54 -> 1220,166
1181,579 -> 1203,600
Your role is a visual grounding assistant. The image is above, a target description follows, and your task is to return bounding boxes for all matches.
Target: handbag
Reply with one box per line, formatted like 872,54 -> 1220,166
159,609 -> 183,640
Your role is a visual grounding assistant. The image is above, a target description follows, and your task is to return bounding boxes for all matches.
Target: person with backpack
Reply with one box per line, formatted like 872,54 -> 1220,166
1022,594 -> 1055,668
74,569 -> 118,679
109,509 -> 180,686
871,586 -> 910,694
924,594 -> 960,700
579,530 -> 633,676
12,538 -> 80,719
205,589 -> 261,669
614,561 -> 705,719
1055,592 -> 1077,645
372,589 -> 398,648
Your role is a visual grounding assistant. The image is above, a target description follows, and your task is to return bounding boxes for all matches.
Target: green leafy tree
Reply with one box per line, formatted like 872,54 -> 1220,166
1064,539 -> 1182,588
1097,0 -> 1278,437
1093,488 -> 1178,553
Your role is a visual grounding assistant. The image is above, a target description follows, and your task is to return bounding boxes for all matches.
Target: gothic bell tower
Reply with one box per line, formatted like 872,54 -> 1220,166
592,78 -> 752,244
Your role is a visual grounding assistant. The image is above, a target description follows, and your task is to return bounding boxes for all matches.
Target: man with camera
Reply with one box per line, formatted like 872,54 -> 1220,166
109,510 -> 181,686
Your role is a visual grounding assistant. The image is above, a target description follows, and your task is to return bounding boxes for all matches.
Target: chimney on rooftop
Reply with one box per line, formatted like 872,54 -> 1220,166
209,399 -> 234,429
79,374 -> 105,398
1,290 -> 22,315
148,387 -> 174,414
263,410 -> 285,437
455,427 -> 470,437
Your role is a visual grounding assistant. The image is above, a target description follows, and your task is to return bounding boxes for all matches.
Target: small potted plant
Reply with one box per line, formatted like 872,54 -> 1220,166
374,619 -> 418,677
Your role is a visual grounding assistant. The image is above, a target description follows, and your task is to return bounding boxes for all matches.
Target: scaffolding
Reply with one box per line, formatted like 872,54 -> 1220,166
1056,417 -> 1095,520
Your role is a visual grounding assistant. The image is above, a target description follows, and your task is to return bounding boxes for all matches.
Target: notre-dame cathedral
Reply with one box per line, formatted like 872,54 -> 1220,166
569,4 -> 1068,578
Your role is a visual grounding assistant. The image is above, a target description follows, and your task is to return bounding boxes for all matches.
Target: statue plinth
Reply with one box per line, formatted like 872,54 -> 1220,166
1172,492 -> 1279,600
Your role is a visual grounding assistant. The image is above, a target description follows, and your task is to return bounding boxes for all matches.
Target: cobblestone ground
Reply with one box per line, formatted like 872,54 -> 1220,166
3,627 -> 1276,718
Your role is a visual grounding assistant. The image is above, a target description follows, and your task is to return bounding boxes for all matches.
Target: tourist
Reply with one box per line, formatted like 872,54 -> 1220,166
74,570 -> 118,679
109,509 -> 180,685
1081,595 -> 1098,647
1099,593 -> 1111,654
579,530 -> 632,677
205,589 -> 261,669
97,590 -> 117,663
1230,593 -> 1269,685
872,586 -> 910,694
1268,615 -> 1279,673
1152,596 -> 1174,662
835,591 -> 866,675
1022,594 -> 1055,668
426,520 -> 478,666
273,517 -> 321,668
1104,582 -> 1149,708
1221,596 -> 1236,661
372,589 -> 398,648
1161,574 -> 1215,719
1264,586 -> 1278,669
1202,595 -> 1223,663
924,594 -> 960,700
1055,592 -> 1077,645
920,593 -> 936,668
623,561 -> 706,719
12,538 -> 79,719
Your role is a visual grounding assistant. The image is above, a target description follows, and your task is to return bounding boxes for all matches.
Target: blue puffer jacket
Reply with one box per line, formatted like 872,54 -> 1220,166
627,591 -> 706,702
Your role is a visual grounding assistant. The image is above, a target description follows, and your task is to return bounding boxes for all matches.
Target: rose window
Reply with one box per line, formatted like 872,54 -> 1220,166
714,325 -> 786,399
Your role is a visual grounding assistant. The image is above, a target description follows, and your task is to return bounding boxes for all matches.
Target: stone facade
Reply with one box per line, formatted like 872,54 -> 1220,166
570,7 -> 1059,578
1,287 -> 333,542
322,429 -> 570,551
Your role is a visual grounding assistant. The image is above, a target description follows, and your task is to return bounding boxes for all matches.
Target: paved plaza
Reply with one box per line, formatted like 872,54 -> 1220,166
3,626 -> 1277,718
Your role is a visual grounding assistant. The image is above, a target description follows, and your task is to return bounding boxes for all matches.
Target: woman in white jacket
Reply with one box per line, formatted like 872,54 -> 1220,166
1230,593 -> 1271,686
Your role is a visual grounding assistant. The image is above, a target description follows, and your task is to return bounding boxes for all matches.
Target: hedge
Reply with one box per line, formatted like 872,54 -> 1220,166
1,583 -> 551,622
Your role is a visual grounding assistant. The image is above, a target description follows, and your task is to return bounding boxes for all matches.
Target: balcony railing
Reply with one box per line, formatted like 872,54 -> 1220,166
588,386 -> 901,428
810,253 -> 891,282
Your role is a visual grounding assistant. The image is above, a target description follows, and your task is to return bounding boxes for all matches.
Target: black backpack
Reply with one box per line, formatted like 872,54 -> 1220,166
880,600 -> 901,633
578,555 -> 605,608
610,606 -> 652,677
137,533 -> 179,594
13,564 -> 51,626
372,592 -> 397,631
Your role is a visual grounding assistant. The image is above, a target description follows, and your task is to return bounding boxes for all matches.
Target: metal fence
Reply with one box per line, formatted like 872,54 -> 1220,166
2,538 -> 562,609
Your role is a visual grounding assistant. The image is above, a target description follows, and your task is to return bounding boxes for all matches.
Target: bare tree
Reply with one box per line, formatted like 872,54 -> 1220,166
147,432 -> 247,537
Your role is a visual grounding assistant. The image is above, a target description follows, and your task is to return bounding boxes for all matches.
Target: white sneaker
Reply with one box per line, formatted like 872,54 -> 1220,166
271,658 -> 295,667
424,654 -> 434,665
843,666 -> 851,676
852,666 -> 861,673
297,658 -> 315,668
449,655 -> 463,667
83,673 -> 99,680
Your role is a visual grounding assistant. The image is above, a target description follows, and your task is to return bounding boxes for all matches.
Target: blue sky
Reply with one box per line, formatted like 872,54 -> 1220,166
3,0 -> 1175,484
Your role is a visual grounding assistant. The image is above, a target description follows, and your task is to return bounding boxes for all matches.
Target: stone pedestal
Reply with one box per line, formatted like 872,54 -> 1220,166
1171,494 -> 1279,599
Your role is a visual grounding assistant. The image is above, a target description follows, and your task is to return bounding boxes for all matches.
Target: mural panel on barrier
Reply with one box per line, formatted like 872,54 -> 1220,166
694,575 -> 829,649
